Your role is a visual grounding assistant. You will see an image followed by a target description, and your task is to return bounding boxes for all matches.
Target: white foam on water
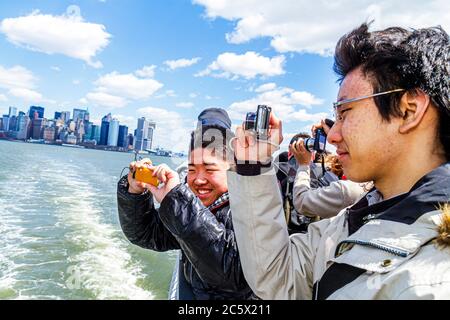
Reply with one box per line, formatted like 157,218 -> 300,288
0,200 -> 35,299
53,171 -> 155,300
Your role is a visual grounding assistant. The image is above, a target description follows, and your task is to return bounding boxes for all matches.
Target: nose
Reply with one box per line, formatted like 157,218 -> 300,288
193,173 -> 208,186
327,121 -> 343,147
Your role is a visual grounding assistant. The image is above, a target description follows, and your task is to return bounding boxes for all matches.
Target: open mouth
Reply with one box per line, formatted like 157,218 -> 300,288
195,189 -> 213,199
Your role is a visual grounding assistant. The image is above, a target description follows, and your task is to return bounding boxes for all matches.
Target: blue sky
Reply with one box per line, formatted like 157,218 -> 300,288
0,0 -> 448,152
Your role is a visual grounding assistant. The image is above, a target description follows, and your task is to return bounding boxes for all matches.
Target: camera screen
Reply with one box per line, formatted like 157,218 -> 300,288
318,132 -> 327,151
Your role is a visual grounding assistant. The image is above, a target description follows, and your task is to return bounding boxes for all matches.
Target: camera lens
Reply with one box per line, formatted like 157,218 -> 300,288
244,112 -> 256,130
304,138 -> 315,153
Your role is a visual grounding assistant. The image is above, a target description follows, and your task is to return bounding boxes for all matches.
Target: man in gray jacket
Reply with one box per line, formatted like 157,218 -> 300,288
290,133 -> 368,219
228,23 -> 450,299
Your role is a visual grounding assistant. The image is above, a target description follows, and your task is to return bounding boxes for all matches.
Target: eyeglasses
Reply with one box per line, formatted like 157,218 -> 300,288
333,88 -> 405,122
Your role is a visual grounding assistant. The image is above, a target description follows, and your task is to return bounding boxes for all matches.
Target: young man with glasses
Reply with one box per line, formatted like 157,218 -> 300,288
227,23 -> 450,299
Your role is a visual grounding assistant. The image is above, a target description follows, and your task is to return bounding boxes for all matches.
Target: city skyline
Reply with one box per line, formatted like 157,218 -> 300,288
0,1 -> 448,152
0,105 -> 159,153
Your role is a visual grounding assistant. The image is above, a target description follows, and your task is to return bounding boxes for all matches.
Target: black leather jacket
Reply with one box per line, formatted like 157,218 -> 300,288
117,176 -> 254,300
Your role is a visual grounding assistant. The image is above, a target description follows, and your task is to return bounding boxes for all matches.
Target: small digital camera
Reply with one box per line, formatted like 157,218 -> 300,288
304,119 -> 335,154
133,167 -> 160,187
244,105 -> 272,140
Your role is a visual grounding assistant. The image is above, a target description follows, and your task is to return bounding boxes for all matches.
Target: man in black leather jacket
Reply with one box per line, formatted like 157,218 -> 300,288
117,108 -> 254,300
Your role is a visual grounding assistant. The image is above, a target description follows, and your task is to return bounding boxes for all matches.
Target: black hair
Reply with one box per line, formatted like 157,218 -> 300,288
334,23 -> 450,160
189,125 -> 235,162
290,132 -> 311,146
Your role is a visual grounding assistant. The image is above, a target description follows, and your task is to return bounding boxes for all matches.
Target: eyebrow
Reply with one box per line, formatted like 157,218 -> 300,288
188,162 -> 219,166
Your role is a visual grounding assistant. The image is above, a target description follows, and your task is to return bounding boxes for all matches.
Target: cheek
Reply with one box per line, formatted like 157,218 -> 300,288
209,172 -> 228,193
187,174 -> 195,189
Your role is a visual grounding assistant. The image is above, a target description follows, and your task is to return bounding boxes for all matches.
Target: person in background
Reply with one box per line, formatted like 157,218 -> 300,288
290,123 -> 368,219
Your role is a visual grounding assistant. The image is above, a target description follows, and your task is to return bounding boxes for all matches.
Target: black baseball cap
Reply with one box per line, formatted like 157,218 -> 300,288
197,108 -> 232,130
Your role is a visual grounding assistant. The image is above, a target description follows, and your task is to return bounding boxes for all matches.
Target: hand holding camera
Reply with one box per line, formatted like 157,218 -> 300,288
233,105 -> 283,163
128,160 -> 180,202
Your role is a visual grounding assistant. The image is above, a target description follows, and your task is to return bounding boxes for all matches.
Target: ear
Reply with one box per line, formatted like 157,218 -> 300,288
398,89 -> 430,134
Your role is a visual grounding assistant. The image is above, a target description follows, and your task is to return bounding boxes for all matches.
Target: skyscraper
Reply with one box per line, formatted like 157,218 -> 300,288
1,115 -> 10,131
9,107 -> 17,117
73,108 -> 88,123
145,120 -> 156,150
61,111 -> 71,124
16,115 -> 31,140
99,113 -> 112,146
90,125 -> 101,143
118,125 -> 129,148
134,117 -> 147,151
31,118 -> 45,139
29,106 -> 44,119
54,112 -> 62,120
107,119 -> 120,147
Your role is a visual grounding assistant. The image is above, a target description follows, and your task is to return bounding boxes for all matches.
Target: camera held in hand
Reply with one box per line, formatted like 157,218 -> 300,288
244,105 -> 272,140
300,119 -> 335,154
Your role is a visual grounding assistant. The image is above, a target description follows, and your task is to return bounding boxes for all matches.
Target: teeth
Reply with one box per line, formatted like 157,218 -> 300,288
198,190 -> 211,195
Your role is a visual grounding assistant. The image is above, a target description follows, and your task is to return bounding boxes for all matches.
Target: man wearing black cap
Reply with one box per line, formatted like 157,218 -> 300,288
117,108 -> 255,300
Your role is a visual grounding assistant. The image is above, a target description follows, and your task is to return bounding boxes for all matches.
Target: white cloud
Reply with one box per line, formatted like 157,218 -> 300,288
94,72 -> 163,100
73,80 -> 81,85
227,86 -> 326,123
255,82 -> 277,93
85,70 -> 164,108
194,0 -> 450,56
51,66 -> 61,72
0,94 -> 8,102
189,93 -> 198,99
0,65 -> 51,103
176,102 -> 194,108
135,65 -> 157,78
0,65 -> 36,90
164,57 -> 201,70
196,51 -> 285,79
137,106 -> 193,152
0,9 -> 111,68
9,87 -> 43,102
155,89 -> 177,99
86,92 -> 128,109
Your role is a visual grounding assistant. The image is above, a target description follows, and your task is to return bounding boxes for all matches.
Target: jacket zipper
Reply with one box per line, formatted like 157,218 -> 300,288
335,239 -> 410,258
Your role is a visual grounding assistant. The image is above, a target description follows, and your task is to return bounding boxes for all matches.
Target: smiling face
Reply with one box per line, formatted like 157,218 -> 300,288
187,147 -> 230,207
327,68 -> 402,183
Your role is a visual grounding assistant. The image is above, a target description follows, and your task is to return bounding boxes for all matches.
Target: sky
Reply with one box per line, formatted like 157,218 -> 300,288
0,0 -> 448,152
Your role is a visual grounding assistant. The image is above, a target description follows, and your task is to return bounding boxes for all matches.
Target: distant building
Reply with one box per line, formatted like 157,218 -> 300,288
2,115 -> 10,131
61,111 -> 71,124
16,115 -> 31,140
54,112 -> 62,120
118,125 -> 128,148
83,121 -> 93,142
29,106 -> 44,119
90,125 -> 101,143
127,134 -> 134,149
134,118 -> 146,151
43,127 -> 56,142
99,113 -> 112,146
66,133 -> 77,145
143,120 -> 156,151
9,116 -> 17,132
31,118 -> 46,139
107,119 -> 120,146
9,107 -> 17,117
73,108 -> 88,123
